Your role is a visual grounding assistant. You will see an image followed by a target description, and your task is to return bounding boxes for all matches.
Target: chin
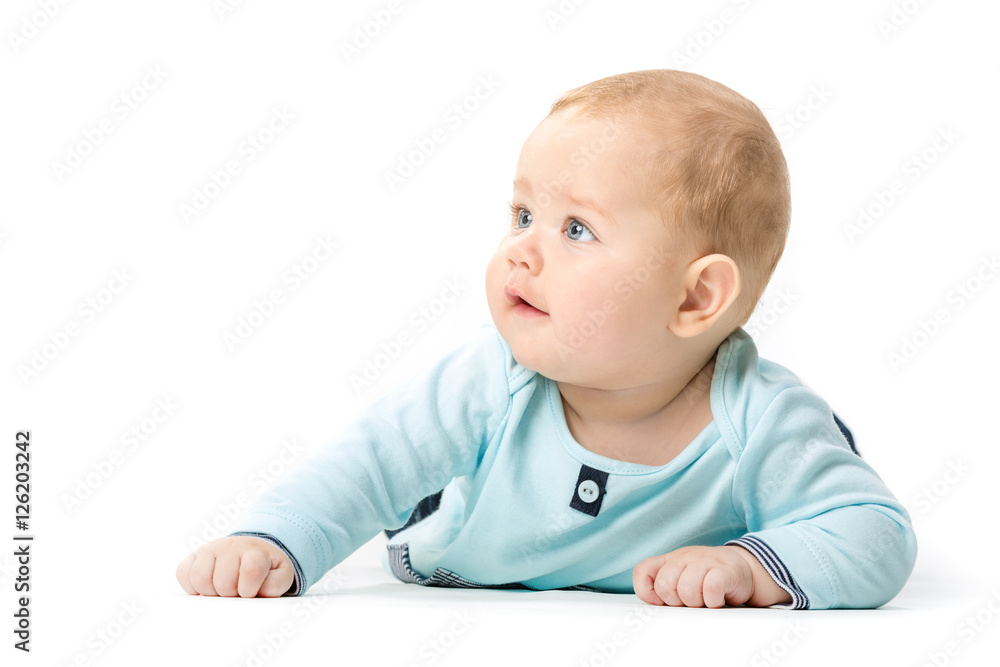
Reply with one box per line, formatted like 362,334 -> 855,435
503,335 -> 552,376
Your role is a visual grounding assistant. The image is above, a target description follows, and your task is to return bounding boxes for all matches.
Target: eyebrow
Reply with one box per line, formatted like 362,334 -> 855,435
512,178 -> 617,226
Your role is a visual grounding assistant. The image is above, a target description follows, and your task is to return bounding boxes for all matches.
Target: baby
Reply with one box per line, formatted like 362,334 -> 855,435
176,69 -> 916,609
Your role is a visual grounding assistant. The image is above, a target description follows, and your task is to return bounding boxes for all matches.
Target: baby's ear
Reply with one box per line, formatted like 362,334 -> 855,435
670,254 -> 740,338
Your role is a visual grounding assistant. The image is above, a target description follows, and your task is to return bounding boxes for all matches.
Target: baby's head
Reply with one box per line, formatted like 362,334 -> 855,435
486,69 -> 790,388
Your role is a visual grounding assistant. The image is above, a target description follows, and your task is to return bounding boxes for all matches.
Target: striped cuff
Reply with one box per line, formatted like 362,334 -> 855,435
726,535 -> 809,609
230,531 -> 304,597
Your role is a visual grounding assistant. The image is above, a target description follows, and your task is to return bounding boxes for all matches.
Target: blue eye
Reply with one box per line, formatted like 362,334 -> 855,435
566,219 -> 595,242
516,208 -> 532,229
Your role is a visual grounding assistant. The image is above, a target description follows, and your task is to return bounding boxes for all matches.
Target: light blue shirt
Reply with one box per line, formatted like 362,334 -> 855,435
232,325 -> 916,609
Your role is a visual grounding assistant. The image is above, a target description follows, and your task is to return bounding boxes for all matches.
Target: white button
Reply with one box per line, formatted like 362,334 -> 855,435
577,480 -> 600,503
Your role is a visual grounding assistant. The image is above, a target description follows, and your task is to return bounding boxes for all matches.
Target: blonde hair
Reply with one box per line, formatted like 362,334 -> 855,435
548,69 -> 790,326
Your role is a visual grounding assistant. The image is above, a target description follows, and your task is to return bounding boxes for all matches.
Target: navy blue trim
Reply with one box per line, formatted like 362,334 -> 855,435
230,532 -> 304,597
727,535 -> 809,609
387,542 -> 532,589
384,490 -> 444,540
832,412 -> 858,456
386,542 -> 599,592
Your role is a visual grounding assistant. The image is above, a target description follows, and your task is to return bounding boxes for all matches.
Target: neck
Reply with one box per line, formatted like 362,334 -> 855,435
557,349 -> 717,430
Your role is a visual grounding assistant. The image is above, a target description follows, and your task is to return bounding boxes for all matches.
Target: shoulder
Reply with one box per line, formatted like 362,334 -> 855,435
712,328 -> 841,458
359,324 -> 535,438
398,323 -> 537,399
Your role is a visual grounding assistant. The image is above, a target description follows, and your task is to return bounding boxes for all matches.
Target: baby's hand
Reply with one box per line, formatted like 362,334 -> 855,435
632,545 -> 762,608
176,536 -> 294,598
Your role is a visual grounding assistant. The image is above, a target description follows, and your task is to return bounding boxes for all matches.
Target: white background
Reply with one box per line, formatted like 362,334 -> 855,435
2,0 -> 998,665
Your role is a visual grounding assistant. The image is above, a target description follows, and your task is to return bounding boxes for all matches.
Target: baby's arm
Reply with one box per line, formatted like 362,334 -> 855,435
633,387 -> 916,609
712,388 -> 914,609
728,389 -> 916,609
176,536 -> 294,597
175,327 -> 509,597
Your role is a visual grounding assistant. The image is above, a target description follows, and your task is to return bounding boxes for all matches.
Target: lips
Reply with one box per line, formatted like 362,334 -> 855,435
503,285 -> 548,317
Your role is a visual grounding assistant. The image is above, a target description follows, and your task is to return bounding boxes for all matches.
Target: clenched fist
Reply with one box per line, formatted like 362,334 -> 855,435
176,536 -> 294,598
632,545 -> 791,608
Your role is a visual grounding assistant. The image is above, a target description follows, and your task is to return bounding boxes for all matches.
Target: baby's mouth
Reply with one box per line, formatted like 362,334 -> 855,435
508,294 -> 549,317
504,287 -> 549,317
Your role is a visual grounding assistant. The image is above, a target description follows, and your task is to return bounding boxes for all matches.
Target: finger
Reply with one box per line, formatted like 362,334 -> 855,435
188,553 -> 219,596
676,564 -> 710,608
652,561 -> 686,607
213,553 -> 241,597
237,548 -> 272,598
175,553 -> 199,595
702,567 -> 735,608
719,548 -> 756,606
258,552 -> 295,598
632,558 -> 665,605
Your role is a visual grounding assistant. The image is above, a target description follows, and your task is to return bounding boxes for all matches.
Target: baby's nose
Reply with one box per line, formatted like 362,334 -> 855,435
506,230 -> 543,273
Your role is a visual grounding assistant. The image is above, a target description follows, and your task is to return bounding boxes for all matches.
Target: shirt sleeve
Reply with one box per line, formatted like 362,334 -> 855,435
228,326 -> 511,594
727,386 -> 917,610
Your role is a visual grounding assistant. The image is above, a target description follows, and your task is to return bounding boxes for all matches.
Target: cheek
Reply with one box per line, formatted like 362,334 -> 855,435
553,276 -> 659,347
560,273 -> 618,319
485,249 -> 503,288
484,249 -> 507,309
552,281 -> 623,345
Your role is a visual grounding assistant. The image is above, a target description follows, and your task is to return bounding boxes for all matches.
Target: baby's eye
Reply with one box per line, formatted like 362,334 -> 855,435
516,208 -> 532,229
566,219 -> 595,242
